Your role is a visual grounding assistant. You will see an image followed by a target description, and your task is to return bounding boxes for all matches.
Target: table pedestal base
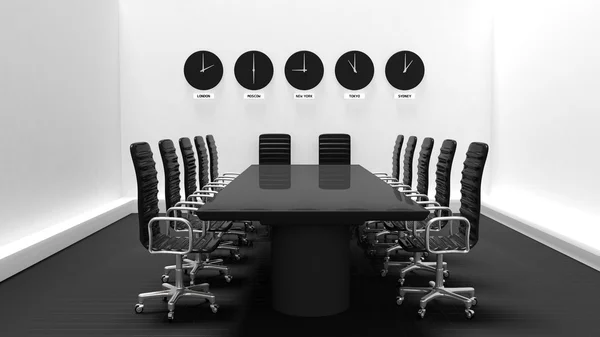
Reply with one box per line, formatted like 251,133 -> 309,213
271,224 -> 350,317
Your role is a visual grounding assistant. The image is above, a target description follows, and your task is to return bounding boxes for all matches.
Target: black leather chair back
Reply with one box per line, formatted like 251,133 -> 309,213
179,137 -> 197,199
206,135 -> 219,182
415,137 -> 435,195
158,139 -> 182,210
259,133 -> 291,165
434,139 -> 457,207
402,136 -> 418,186
130,142 -> 160,249
194,136 -> 211,190
319,133 -> 351,165
459,142 -> 489,248
391,135 -> 404,181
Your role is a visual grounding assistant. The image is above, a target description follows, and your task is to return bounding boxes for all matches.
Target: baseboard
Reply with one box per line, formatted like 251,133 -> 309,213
481,202 -> 600,272
0,198 -> 135,283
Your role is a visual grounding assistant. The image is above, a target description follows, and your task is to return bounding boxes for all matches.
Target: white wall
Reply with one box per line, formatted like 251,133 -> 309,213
120,0 -> 492,203
490,0 -> 600,252
0,0 -> 121,246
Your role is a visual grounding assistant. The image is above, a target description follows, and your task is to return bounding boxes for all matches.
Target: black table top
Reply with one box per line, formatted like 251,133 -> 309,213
195,165 -> 429,224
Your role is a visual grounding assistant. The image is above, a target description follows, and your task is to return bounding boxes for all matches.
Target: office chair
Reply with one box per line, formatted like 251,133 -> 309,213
201,135 -> 255,233
158,139 -> 236,285
362,137 -> 432,252
259,133 -> 291,165
206,134 -> 240,185
130,142 -> 219,321
358,135 -> 405,245
396,142 -> 488,320
381,139 -> 457,281
373,134 -> 404,181
180,137 -> 249,246
319,133 -> 351,165
386,135 -> 418,189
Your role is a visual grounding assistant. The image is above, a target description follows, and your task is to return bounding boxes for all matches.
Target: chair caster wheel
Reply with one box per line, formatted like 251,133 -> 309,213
417,308 -> 426,319
167,311 -> 174,321
443,270 -> 450,278
396,296 -> 404,306
380,269 -> 388,277
429,281 -> 436,287
210,304 -> 219,313
398,279 -> 405,286
465,309 -> 475,319
134,304 -> 144,314
470,297 -> 477,307
232,253 -> 241,261
423,252 -> 429,258
224,275 -> 232,283
409,257 -> 415,262
161,275 -> 169,283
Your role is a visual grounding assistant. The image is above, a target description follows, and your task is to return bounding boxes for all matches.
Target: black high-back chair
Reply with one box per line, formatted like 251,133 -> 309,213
374,135 -> 405,183
206,135 -> 240,184
319,133 -> 351,165
180,137 -> 249,247
259,133 -> 291,165
396,142 -> 489,320
388,136 -> 417,189
194,136 -> 211,191
158,139 -> 237,283
397,137 -> 435,196
382,139 -> 457,280
130,142 -> 219,321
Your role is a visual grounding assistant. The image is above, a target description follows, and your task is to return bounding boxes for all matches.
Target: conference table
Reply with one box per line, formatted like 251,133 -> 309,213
195,165 -> 429,317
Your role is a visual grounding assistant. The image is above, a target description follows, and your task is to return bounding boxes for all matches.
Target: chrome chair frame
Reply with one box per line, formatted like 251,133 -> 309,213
135,214 -> 219,321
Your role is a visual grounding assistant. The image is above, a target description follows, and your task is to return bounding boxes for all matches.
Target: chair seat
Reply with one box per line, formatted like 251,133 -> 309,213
173,213 -> 233,232
151,232 -> 222,253
398,233 -> 467,252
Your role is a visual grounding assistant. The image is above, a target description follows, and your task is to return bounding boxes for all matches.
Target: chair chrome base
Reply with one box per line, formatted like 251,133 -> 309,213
381,246 -> 448,281
396,254 -> 476,319
163,253 -> 232,285
136,255 -> 219,321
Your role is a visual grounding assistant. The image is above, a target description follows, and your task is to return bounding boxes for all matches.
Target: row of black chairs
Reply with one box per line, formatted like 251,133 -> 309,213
357,135 -> 488,319
130,135 -> 253,321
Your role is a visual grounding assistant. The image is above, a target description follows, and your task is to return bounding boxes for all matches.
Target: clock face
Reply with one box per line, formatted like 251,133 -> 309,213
234,50 -> 274,90
334,50 -> 374,90
284,50 -> 324,91
183,50 -> 224,90
385,50 -> 425,90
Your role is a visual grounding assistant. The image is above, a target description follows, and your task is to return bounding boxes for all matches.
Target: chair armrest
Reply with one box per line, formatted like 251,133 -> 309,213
220,172 -> 239,176
203,182 -> 227,188
147,217 -> 194,255
174,201 -> 204,209
417,200 -> 440,207
406,193 -> 429,202
425,216 -> 471,254
373,172 -> 390,177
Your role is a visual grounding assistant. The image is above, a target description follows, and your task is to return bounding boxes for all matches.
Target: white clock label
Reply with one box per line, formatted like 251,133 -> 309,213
344,93 -> 365,100
193,92 -> 214,99
244,92 -> 264,100
294,93 -> 315,100
395,92 -> 415,100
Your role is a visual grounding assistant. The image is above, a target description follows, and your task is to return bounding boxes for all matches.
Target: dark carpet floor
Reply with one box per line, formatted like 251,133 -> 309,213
0,214 -> 599,337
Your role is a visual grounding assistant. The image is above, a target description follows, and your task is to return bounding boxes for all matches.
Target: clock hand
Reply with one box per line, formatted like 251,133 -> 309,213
403,53 -> 406,71
302,53 -> 306,72
354,53 -> 357,72
201,53 -> 205,72
203,64 -> 214,71
403,59 -> 413,73
347,59 -> 357,73
291,69 -> 305,72
252,53 -> 255,84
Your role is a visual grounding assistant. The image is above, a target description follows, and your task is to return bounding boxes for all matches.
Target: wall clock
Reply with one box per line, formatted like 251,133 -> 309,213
284,50 -> 324,90
234,50 -> 274,90
183,50 -> 224,90
385,50 -> 425,90
334,50 -> 374,90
